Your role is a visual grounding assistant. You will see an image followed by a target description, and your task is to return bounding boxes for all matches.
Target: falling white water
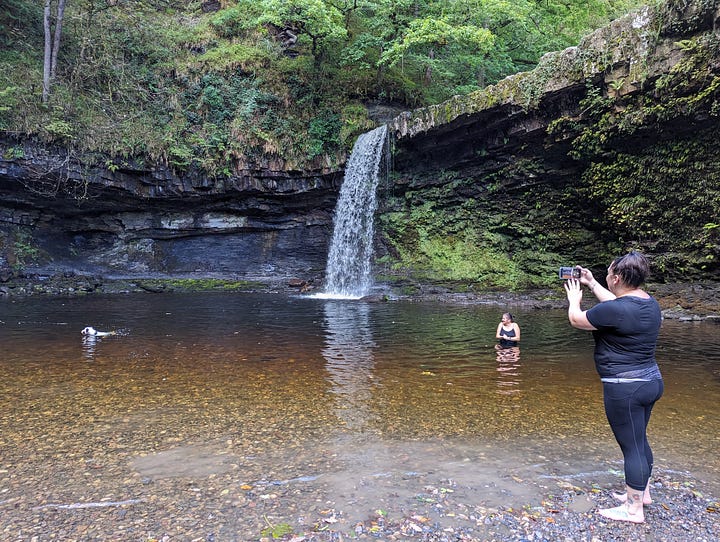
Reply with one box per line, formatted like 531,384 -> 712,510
321,125 -> 388,299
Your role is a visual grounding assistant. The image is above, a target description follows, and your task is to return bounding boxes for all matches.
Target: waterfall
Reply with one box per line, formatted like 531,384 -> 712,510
321,125 -> 388,299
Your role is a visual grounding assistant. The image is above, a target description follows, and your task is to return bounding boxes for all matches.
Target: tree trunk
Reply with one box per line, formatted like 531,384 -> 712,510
41,0 -> 67,104
51,0 -> 67,81
42,0 -> 52,103
424,48 -> 435,86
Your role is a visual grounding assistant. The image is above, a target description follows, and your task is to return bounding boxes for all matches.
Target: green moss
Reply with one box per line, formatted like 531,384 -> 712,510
378,180 -> 575,289
136,278 -> 266,292
576,130 -> 720,278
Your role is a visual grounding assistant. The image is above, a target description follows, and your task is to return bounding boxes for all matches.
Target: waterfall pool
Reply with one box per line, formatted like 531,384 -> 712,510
1,292 -> 718,539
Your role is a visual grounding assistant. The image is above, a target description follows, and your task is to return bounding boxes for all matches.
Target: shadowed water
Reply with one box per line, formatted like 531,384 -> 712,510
1,292 -> 718,538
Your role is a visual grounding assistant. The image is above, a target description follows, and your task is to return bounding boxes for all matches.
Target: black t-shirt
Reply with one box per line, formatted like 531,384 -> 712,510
585,295 -> 662,378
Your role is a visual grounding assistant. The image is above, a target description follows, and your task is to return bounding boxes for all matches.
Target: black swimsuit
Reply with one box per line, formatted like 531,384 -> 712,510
498,326 -> 516,348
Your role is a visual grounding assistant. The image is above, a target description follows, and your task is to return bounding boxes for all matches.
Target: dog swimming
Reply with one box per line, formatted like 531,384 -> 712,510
81,326 -> 118,337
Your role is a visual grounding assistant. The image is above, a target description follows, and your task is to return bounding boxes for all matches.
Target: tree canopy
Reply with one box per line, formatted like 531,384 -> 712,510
0,0 -> 647,172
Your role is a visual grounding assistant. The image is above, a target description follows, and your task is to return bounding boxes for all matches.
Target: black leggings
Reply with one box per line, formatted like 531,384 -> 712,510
602,379 -> 664,491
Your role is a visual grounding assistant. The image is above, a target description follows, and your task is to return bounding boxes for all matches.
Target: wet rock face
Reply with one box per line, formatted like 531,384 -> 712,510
389,90 -> 583,182
0,150 -> 341,279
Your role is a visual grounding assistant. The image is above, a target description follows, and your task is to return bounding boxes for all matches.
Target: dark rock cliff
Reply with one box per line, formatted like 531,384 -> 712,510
381,0 -> 720,286
1,0 -> 719,288
0,146 -> 343,281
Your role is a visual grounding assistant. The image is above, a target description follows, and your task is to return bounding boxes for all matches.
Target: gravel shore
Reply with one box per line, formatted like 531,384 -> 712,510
279,471 -> 719,542
2,466 -> 718,541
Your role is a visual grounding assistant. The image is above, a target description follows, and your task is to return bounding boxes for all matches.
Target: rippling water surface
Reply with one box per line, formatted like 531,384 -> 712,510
1,292 -> 718,538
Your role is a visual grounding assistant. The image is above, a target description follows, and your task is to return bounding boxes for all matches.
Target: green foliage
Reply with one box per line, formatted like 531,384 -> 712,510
209,1 -> 266,38
10,229 -> 42,270
339,103 -> 375,146
379,17 -> 495,68
261,516 -> 294,540
44,119 -> 74,141
577,133 -> 720,278
167,144 -> 194,169
307,111 -> 342,157
195,43 -> 275,72
0,0 -> 43,51
0,86 -> 19,118
0,0 -> 648,175
2,145 -> 24,159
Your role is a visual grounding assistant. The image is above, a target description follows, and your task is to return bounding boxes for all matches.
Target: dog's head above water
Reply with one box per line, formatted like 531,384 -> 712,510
81,326 -> 119,337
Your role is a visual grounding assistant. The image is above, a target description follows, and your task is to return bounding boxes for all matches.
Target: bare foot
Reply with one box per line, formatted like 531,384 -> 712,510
613,491 -> 652,505
599,504 -> 645,523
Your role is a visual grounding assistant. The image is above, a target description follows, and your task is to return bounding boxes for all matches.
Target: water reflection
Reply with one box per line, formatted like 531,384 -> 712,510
495,346 -> 521,395
321,301 -> 377,431
81,333 -> 98,361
